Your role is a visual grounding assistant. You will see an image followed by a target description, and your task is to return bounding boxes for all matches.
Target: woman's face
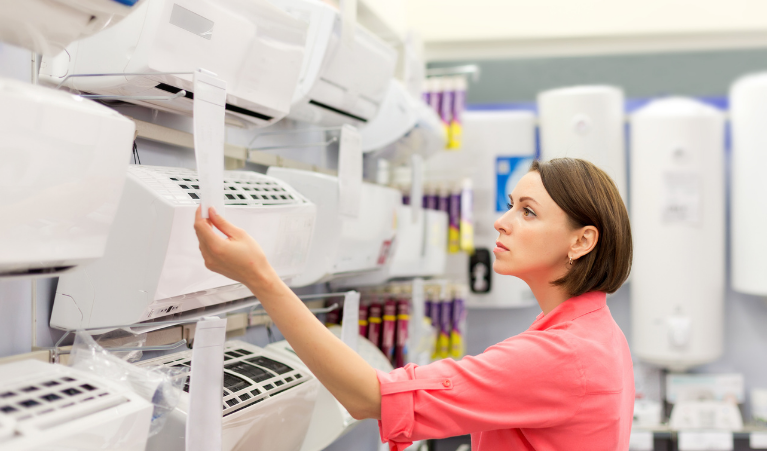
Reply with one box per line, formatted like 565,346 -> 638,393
493,171 -> 577,281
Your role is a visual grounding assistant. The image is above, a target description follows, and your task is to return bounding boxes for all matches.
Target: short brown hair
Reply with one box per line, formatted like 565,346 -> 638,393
530,158 -> 632,296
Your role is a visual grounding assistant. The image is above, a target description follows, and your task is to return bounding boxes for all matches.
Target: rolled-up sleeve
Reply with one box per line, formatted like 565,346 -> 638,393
376,330 -> 585,450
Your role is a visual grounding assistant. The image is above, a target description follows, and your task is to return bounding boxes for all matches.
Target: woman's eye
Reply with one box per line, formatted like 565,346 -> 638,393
523,208 -> 536,217
506,203 -> 512,211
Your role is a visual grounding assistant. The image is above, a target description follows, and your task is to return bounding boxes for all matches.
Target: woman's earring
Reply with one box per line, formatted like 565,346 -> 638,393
569,257 -> 574,266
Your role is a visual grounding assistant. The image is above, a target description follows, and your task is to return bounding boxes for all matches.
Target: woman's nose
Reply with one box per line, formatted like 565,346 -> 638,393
494,211 -> 512,235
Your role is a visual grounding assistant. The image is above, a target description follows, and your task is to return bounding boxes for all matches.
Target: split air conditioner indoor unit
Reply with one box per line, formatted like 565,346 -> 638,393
40,0 -> 308,128
51,166 -> 316,330
268,0 -> 397,127
0,77 -> 135,278
139,340 -> 319,451
0,359 -> 153,451
265,326 -> 393,451
333,205 -> 448,287
266,167 -> 400,287
360,79 -> 447,160
0,0 -> 144,56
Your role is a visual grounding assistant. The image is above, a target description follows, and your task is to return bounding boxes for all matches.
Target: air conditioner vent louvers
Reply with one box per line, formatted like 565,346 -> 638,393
129,166 -> 307,207
0,373 -> 128,432
142,344 -> 307,418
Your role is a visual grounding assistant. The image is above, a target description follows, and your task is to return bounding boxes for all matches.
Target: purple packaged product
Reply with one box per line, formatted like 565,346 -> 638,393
402,193 -> 410,205
450,293 -> 466,358
429,86 -> 441,114
425,194 -> 438,210
451,296 -> 465,335
424,298 -> 432,323
440,84 -> 453,126
448,191 -> 461,253
438,193 -> 449,213
429,299 -> 441,330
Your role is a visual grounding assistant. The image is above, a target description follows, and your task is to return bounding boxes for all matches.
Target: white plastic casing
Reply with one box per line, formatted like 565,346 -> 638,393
39,0 -> 307,128
537,85 -> 627,202
463,110 -> 537,307
139,340 -> 319,451
630,97 -> 725,370
0,0 -> 143,56
51,166 -> 316,330
361,80 -> 447,161
265,327 -> 393,451
730,73 -> 767,296
269,0 -> 397,126
0,77 -> 135,278
0,360 -> 153,451
266,167 -> 399,287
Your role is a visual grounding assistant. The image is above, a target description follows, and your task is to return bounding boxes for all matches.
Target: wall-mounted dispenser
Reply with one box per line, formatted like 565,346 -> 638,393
140,340 -> 319,451
269,0 -> 397,127
0,77 -> 135,278
51,166 -> 316,330
0,359 -> 153,450
630,97 -> 725,370
266,167 -> 400,287
40,0 -> 308,128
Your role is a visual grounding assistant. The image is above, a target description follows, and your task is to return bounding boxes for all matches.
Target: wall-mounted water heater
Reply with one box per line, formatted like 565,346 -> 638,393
0,0 -> 143,56
40,0 -> 308,128
140,340 -> 319,451
0,359 -> 153,451
0,77 -> 135,278
269,0 -> 397,127
266,167 -> 400,287
730,73 -> 767,296
51,166 -> 316,330
537,85 -> 627,202
630,97 -> 725,370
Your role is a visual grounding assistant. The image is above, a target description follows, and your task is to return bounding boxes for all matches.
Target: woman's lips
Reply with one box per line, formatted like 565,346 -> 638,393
493,241 -> 509,253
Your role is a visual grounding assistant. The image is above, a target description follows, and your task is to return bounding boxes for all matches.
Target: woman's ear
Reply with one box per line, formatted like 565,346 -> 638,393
570,226 -> 599,261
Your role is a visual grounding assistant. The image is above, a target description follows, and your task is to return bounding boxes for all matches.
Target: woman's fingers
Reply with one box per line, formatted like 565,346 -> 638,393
207,207 -> 241,239
194,206 -> 222,244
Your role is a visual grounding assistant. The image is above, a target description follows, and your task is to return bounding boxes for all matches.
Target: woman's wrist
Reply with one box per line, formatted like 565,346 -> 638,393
244,265 -> 284,300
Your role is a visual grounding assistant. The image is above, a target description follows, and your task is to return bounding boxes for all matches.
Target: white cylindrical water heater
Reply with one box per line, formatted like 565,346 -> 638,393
730,73 -> 767,296
630,97 -> 725,370
463,110 -> 537,307
537,85 -> 627,202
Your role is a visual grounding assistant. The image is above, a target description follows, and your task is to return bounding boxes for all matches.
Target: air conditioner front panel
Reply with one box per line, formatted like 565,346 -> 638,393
141,341 -> 318,451
266,167 -> 342,287
0,360 -> 153,451
0,78 -> 134,276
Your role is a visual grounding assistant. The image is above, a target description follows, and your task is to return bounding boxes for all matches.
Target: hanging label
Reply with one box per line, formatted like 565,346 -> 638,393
340,0 -> 357,47
341,291 -> 360,353
186,316 -> 227,451
495,156 -> 534,212
662,171 -> 701,225
193,68 -> 226,218
411,154 -> 424,224
629,431 -> 654,451
338,124 -> 362,218
678,431 -> 733,451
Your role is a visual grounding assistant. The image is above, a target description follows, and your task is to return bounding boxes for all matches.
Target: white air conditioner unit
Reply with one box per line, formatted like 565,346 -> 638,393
0,0 -> 144,56
266,167 -> 399,287
0,359 -> 153,451
51,166 -> 316,330
139,340 -> 319,451
39,0 -> 307,128
268,0 -> 397,127
333,205 -> 448,287
0,77 -> 135,278
265,326 -> 393,451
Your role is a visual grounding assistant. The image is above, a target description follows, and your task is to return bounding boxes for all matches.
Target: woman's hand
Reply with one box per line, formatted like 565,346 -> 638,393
193,206 -> 278,292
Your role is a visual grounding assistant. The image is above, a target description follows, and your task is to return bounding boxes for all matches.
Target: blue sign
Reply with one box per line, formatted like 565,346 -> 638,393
495,156 -> 534,212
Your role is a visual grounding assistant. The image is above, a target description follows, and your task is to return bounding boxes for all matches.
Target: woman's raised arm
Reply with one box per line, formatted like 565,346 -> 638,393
193,206 -> 382,420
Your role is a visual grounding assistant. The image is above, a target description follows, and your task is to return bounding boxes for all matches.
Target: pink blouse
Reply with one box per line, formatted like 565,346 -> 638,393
376,291 -> 634,451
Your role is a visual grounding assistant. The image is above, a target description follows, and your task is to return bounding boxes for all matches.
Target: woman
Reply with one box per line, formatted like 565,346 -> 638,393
194,158 -> 634,451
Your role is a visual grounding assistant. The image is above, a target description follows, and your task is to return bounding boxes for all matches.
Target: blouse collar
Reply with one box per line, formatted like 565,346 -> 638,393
528,291 -> 607,331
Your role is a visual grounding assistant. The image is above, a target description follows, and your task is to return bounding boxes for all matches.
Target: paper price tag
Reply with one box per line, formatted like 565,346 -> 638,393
340,291 -> 360,353
751,432 -> 767,449
629,430 -> 654,450
338,124 -> 362,218
678,431 -> 734,451
193,68 -> 226,219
